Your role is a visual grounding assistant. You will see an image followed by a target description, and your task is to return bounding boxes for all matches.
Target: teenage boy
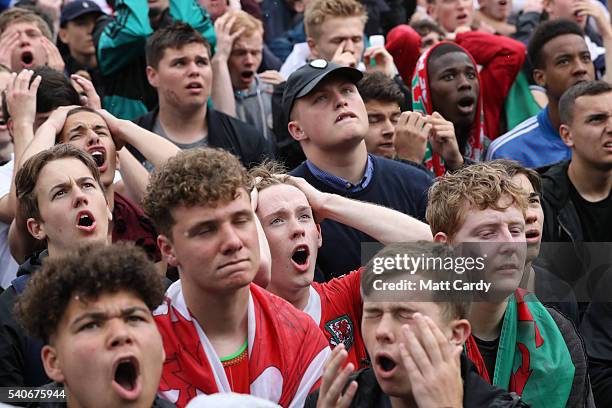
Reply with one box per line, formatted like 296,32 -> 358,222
306,242 -> 530,408
283,60 -> 433,279
251,162 -> 432,370
0,145 -> 112,386
487,20 -> 595,169
428,162 -> 594,407
143,148 -> 329,407
132,21 -> 272,170
14,243 -> 172,408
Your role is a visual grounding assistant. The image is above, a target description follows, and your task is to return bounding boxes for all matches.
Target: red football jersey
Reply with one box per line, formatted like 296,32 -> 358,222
154,282 -> 330,407
308,269 -> 368,369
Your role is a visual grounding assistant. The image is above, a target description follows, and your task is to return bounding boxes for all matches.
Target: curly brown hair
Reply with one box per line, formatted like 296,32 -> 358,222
14,243 -> 165,343
143,148 -> 250,238
15,144 -> 104,223
426,162 -> 528,238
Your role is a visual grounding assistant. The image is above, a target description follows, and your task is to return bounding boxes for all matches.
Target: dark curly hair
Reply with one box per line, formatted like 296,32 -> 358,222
14,243 -> 165,343
143,148 -> 250,238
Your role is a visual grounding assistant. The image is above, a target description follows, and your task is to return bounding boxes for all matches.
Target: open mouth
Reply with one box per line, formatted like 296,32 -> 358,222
457,96 -> 476,114
241,70 -> 255,80
525,230 -> 540,241
186,82 -> 203,91
115,358 -> 138,391
376,354 -> 397,375
604,142 -> 612,149
112,356 -> 142,401
291,245 -> 310,270
498,0 -> 507,6
76,211 -> 97,232
336,112 -> 357,123
90,150 -> 106,168
21,51 -> 34,67
457,13 -> 468,21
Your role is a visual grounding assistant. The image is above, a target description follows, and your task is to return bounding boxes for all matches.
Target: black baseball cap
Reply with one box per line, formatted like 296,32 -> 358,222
60,0 -> 103,27
281,59 -> 363,126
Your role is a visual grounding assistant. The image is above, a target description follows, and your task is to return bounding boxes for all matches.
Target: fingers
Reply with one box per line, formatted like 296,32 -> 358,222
319,345 -> 357,408
333,40 -> 347,60
259,70 -> 285,85
72,74 -> 102,109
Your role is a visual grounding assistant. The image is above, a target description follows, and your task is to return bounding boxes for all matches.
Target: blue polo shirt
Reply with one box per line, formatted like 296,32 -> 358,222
486,107 -> 571,169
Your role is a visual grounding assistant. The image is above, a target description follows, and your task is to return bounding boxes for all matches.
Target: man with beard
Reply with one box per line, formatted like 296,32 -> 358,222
93,0 -> 215,120
487,20 -> 595,169
428,162 -> 593,407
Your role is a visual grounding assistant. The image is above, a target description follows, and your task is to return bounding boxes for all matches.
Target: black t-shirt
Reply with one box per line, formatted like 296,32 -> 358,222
473,335 -> 500,380
569,184 -> 612,242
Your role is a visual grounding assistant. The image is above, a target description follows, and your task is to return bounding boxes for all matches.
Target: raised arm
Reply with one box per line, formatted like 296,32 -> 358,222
455,31 -> 526,139
290,176 -> 433,243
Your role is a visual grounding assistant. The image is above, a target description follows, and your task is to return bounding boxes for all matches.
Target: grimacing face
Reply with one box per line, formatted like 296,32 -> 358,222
42,290 -> 165,408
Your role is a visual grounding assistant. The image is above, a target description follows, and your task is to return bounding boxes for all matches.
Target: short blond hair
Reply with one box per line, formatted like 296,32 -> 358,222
227,10 -> 263,38
0,8 -> 52,41
426,163 -> 528,239
304,0 -> 367,40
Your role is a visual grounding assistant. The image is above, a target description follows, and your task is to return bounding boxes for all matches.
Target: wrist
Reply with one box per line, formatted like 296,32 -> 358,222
395,149 -> 423,163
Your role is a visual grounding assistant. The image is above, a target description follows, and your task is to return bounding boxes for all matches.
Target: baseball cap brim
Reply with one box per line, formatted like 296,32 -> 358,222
295,66 -> 363,99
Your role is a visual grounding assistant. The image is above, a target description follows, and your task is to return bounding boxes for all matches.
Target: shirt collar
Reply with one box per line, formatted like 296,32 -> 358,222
306,154 -> 374,193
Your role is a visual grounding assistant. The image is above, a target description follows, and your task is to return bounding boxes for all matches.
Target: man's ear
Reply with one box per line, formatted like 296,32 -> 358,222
7,118 -> 14,138
316,223 -> 323,249
58,28 -> 69,45
427,3 -> 438,19
158,234 -> 178,267
307,38 -> 320,58
433,232 -> 448,243
26,217 -> 46,241
559,124 -> 574,147
146,66 -> 159,88
41,345 -> 65,383
449,318 -> 471,346
533,68 -> 546,88
288,120 -> 306,142
542,0 -> 553,14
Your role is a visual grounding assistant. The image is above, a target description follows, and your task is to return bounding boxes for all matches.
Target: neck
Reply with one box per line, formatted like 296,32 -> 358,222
547,98 -> 561,131
268,282 -> 311,311
468,300 -> 507,341
182,280 -> 249,343
158,100 -> 208,145
521,263 -> 536,293
306,142 -> 369,184
0,142 -> 12,163
567,159 -> 612,201
456,125 -> 471,155
390,395 -> 418,408
70,51 -> 97,68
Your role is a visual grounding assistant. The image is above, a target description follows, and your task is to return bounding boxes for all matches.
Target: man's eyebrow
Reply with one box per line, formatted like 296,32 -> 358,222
295,205 -> 312,213
70,306 -> 150,328
529,192 -> 540,199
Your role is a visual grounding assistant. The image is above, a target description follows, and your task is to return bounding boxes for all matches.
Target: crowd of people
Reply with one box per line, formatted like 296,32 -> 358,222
0,0 -> 610,406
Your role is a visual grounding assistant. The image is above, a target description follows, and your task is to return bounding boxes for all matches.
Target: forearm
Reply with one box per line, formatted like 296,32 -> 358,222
600,24 -> 612,84
0,122 -> 35,223
117,121 -> 180,168
211,58 -> 237,117
117,150 -> 150,204
253,213 -> 271,288
320,194 -> 433,243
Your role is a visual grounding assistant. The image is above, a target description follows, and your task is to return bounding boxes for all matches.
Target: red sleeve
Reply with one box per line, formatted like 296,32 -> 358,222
324,268 -> 363,329
455,32 -> 526,140
386,25 -> 423,85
